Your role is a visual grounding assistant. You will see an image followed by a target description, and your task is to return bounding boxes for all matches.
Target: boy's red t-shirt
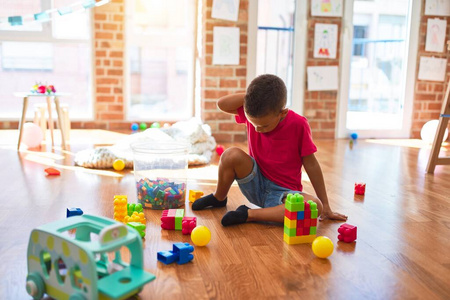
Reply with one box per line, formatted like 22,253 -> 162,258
235,106 -> 317,191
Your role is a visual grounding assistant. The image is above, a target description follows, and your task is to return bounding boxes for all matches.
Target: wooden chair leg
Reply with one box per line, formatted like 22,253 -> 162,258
17,97 -> 29,150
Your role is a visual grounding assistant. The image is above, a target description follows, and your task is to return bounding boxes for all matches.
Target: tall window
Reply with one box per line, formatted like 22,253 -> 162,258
126,0 -> 196,121
0,0 -> 92,120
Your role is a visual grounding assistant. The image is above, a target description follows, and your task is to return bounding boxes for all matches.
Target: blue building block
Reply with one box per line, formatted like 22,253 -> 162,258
173,243 -> 194,265
157,243 -> 194,265
157,250 -> 178,265
66,208 -> 83,218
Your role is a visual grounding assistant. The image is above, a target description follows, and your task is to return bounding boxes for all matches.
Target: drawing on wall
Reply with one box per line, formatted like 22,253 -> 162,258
211,0 -> 240,22
314,23 -> 338,59
307,66 -> 339,91
311,0 -> 343,17
418,56 -> 447,82
425,18 -> 447,52
213,26 -> 240,65
425,0 -> 450,16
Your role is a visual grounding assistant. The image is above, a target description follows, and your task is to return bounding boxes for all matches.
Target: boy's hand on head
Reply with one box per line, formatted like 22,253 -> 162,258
319,205 -> 348,221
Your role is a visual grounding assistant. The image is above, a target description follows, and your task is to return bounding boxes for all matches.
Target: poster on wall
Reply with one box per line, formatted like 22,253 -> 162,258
212,0 -> 240,22
418,56 -> 447,82
425,0 -> 450,16
314,23 -> 338,59
311,0 -> 343,17
426,18 -> 447,52
213,26 -> 240,65
307,66 -> 339,91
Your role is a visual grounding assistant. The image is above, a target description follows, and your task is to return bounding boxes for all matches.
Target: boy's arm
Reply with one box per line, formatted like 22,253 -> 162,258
217,93 -> 245,115
302,153 -> 348,221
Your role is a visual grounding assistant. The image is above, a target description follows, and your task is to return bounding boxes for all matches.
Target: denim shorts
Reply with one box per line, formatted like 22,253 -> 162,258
236,157 -> 304,208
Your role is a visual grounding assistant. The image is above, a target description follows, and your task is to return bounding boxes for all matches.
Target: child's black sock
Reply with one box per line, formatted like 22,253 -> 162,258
221,205 -> 250,227
191,193 -> 227,210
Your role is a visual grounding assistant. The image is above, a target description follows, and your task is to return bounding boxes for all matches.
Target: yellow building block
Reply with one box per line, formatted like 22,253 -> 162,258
189,190 -> 204,203
283,233 -> 317,245
113,195 -> 128,223
284,216 -> 297,228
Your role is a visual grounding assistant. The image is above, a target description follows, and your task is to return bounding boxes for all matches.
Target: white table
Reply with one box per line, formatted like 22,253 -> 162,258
15,92 -> 70,150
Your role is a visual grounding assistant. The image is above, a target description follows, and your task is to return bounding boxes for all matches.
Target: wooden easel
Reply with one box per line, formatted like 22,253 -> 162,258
426,41 -> 450,173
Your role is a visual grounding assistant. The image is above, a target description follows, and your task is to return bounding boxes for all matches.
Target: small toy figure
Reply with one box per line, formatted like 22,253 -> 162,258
338,223 -> 357,243
312,236 -> 334,258
66,208 -> 83,218
157,242 -> 194,265
45,167 -> 60,176
354,183 -> 366,195
189,190 -> 204,203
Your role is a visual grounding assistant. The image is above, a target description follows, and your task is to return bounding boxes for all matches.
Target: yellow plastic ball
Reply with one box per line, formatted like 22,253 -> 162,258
312,236 -> 334,258
191,225 -> 211,246
113,159 -> 125,171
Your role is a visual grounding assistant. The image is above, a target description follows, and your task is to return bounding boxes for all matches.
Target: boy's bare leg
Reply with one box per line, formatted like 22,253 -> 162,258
192,147 -> 253,210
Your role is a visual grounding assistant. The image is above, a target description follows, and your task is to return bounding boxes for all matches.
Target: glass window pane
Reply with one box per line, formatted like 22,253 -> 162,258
127,0 -> 196,121
0,1 -> 43,32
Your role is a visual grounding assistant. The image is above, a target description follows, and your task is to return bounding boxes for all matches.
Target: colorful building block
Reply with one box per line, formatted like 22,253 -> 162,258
66,208 -> 83,218
355,183 -> 366,195
157,242 -> 194,265
161,209 -> 197,235
113,195 -> 128,223
45,167 -> 60,176
127,222 -> 146,238
189,190 -> 204,203
284,193 -> 318,245
338,223 -> 357,243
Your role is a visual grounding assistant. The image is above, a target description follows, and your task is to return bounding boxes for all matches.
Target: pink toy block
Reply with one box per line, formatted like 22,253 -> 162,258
181,217 -> 197,235
355,183 -> 366,195
338,223 -> 357,243
161,209 -> 176,230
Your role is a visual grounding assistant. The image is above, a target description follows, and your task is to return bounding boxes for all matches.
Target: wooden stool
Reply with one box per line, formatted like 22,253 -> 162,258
33,103 -> 71,143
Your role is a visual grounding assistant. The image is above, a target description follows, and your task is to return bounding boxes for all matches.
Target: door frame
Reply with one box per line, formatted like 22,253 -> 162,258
247,0 -> 307,115
336,0 -> 421,138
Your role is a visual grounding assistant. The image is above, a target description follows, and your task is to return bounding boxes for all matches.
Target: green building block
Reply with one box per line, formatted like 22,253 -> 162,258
285,193 -> 305,212
175,209 -> 185,230
311,210 -> 318,219
310,226 -> 317,235
284,225 -> 297,237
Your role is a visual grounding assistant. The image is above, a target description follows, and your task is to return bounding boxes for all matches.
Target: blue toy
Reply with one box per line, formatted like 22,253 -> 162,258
66,208 -> 83,218
131,123 -> 139,131
157,242 -> 194,265
350,132 -> 358,140
25,214 -> 155,300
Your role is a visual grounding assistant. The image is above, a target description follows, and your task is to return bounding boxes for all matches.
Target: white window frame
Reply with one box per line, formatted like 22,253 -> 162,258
336,0 -> 421,138
247,0 -> 307,115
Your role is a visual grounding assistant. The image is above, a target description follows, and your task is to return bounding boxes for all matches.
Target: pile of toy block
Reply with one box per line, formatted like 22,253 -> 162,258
284,193 -> 318,244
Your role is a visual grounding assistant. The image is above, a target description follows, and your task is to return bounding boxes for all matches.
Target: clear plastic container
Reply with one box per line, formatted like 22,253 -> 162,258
131,141 -> 188,209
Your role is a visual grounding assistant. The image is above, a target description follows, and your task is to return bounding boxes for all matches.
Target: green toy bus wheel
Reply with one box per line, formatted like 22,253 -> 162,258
26,272 -> 45,300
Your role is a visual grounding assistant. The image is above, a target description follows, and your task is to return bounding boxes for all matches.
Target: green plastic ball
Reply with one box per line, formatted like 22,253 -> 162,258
139,122 -> 147,130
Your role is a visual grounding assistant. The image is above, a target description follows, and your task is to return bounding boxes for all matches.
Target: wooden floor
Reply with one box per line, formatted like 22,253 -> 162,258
1,130 -> 449,300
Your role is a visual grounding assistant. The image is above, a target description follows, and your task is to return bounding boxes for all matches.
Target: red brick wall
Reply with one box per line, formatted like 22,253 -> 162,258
200,0 -> 249,143
411,1 -> 450,138
304,16 -> 342,139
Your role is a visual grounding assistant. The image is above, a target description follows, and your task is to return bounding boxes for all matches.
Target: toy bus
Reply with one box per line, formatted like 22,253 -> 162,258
25,214 -> 155,300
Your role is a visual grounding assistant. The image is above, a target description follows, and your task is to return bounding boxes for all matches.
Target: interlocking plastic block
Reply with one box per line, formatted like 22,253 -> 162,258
188,190 -> 204,203
355,183 -> 366,195
285,209 -> 297,220
45,167 -> 60,176
175,209 -> 185,230
338,223 -> 357,243
285,193 -> 305,212
173,242 -> 194,264
284,216 -> 297,229
157,250 -> 178,265
161,209 -> 177,230
283,233 -> 316,244
181,217 -> 197,235
66,208 -> 83,218
284,226 -> 297,237
127,222 -> 146,238
157,243 -> 194,265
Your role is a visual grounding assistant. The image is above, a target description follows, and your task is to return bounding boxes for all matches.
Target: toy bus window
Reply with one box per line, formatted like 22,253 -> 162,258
70,264 -> 83,290
103,246 -> 131,275
40,251 -> 52,278
54,257 -> 67,284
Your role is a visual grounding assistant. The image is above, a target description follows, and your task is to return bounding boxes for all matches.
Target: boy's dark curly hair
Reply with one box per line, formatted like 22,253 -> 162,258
244,74 -> 287,117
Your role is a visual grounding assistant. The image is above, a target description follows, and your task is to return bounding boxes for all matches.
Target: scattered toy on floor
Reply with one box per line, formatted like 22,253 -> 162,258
338,223 -> 357,243
354,183 -> 366,195
312,236 -> 334,258
157,242 -> 194,265
161,209 -> 197,235
189,190 -> 204,203
66,208 -> 83,218
45,167 -> 60,176
191,225 -> 211,246
113,159 -> 125,171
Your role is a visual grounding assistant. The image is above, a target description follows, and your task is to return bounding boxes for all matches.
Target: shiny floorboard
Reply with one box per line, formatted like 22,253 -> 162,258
0,130 -> 449,300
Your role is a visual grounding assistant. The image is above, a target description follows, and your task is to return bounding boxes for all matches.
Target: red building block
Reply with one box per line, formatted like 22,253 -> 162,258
338,223 -> 357,243
285,208 -> 297,219
161,209 -> 177,230
355,183 -> 366,195
181,217 -> 197,235
45,167 -> 60,176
